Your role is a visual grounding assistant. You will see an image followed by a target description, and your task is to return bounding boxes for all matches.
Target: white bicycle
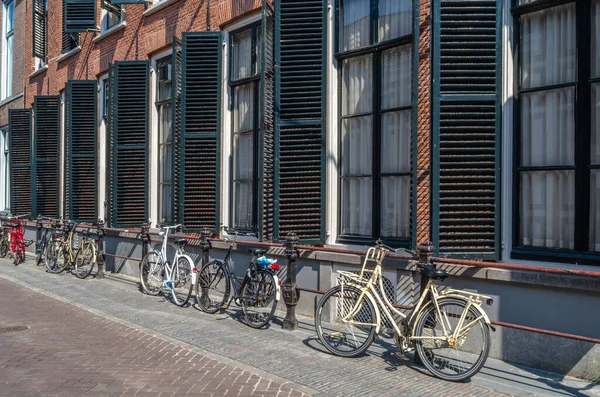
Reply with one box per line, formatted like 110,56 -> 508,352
139,224 -> 196,307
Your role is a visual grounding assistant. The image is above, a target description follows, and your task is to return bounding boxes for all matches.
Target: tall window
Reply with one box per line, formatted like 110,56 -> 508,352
156,56 -> 173,224
515,0 -> 600,261
230,24 -> 260,233
33,0 -> 47,70
101,0 -> 123,32
2,0 -> 14,100
337,0 -> 413,243
1,128 -> 8,211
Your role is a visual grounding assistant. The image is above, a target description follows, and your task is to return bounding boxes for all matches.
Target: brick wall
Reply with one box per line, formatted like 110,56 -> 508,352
24,0 -> 263,107
0,0 -> 26,127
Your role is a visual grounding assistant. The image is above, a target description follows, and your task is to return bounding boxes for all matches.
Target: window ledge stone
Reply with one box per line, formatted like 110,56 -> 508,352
28,65 -> 48,79
143,0 -> 183,17
0,92 -> 23,107
93,21 -> 127,43
56,46 -> 81,63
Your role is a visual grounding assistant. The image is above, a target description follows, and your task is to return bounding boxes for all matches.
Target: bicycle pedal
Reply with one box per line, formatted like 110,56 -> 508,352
395,353 -> 410,361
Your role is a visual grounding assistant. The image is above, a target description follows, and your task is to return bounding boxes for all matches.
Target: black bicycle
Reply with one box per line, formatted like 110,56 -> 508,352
195,245 -> 281,328
0,219 -> 9,258
36,217 -> 60,266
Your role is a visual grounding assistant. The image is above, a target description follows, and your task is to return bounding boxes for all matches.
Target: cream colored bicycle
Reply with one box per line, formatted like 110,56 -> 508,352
315,240 -> 494,382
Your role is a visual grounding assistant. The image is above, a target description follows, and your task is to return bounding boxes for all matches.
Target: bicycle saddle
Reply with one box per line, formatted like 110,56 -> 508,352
422,265 -> 449,280
174,238 -> 188,246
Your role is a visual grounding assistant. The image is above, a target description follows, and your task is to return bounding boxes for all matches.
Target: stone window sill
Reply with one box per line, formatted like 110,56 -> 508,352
93,21 -> 127,43
143,0 -> 183,17
29,65 -> 48,79
56,46 -> 81,63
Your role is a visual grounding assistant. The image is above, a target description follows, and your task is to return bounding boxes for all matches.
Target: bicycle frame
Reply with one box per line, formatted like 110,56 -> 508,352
337,246 -> 492,344
154,225 -> 196,288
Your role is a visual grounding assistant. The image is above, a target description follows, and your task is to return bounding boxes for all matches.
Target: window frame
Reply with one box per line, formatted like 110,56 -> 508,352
33,0 -> 48,70
511,0 -> 599,264
1,128 -> 9,211
334,0 -> 417,247
155,55 -> 174,225
228,22 -> 262,235
101,0 -> 124,32
2,0 -> 14,100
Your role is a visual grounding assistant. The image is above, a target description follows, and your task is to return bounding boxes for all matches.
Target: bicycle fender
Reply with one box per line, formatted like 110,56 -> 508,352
273,275 -> 281,301
439,294 -> 492,325
180,254 -> 197,284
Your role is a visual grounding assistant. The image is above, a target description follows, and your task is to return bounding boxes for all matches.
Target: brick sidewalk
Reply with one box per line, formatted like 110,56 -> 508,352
0,259 -> 510,397
0,277 -> 311,397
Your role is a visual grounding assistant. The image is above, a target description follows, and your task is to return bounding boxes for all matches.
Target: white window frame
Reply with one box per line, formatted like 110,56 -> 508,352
2,0 -> 14,100
100,2 -> 125,34
98,75 -> 108,221
0,127 -> 9,211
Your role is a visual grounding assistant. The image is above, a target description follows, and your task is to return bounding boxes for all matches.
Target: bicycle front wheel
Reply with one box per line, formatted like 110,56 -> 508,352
75,241 -> 96,279
195,260 -> 230,314
414,298 -> 490,382
241,269 -> 278,329
315,285 -> 377,357
45,243 -> 66,274
0,238 -> 8,258
170,256 -> 193,307
140,251 -> 164,295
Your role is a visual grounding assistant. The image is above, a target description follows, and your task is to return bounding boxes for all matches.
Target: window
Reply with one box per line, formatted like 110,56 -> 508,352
156,56 -> 173,224
62,0 -> 80,54
103,79 -> 109,120
337,0 -> 413,243
1,128 -> 8,211
230,24 -> 261,233
101,0 -> 123,32
514,0 -> 600,261
2,0 -> 14,99
33,0 -> 47,69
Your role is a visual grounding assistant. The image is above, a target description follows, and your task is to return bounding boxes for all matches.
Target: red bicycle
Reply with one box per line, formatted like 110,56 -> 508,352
7,215 -> 33,266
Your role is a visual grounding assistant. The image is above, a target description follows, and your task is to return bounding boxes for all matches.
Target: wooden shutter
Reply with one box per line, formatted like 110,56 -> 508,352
172,38 -> 182,224
63,0 -> 96,32
66,81 -> 97,223
274,0 -> 326,243
180,32 -> 221,232
9,109 -> 33,216
112,61 -> 149,228
432,0 -> 501,259
32,0 -> 47,60
259,2 -> 275,241
33,96 -> 60,218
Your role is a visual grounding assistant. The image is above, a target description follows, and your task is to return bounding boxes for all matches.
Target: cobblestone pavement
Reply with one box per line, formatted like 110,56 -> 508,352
0,258 -> 515,396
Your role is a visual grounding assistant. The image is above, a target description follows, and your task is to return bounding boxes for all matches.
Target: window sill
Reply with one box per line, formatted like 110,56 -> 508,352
29,65 -> 48,79
143,0 -> 183,17
93,21 -> 127,43
56,46 -> 81,63
0,92 -> 23,107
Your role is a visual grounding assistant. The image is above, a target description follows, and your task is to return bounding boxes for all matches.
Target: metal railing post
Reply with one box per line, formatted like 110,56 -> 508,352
415,241 -> 434,365
282,232 -> 300,331
96,219 -> 105,279
200,227 -> 211,266
139,221 -> 150,290
35,215 -> 42,256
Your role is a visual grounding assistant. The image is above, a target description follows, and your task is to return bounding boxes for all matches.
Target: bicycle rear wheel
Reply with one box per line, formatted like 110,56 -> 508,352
315,285 -> 377,357
170,256 -> 193,307
241,269 -> 278,329
45,243 -> 66,274
140,251 -> 164,295
414,298 -> 490,382
75,241 -> 96,279
195,260 -> 230,314
0,238 -> 8,258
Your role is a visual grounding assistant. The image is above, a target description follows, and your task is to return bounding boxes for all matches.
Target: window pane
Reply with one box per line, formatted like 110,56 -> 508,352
6,1 -> 14,32
342,55 -> 373,116
380,176 -> 410,238
381,45 -> 412,109
341,177 -> 372,236
520,170 -> 574,249
233,84 -> 254,132
234,181 -> 253,229
593,0 -> 600,79
5,35 -> 12,98
158,102 -> 173,223
520,4 -> 575,89
590,169 -> 600,251
233,132 -> 254,181
341,0 -> 370,51
341,116 -> 372,176
381,110 -> 411,173
521,88 -> 574,166
591,83 -> 600,163
378,0 -> 412,42
232,29 -> 253,80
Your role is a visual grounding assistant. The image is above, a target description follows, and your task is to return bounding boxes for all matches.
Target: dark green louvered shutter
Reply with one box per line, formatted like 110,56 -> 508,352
172,38 -> 182,224
33,96 -> 60,218
63,0 -> 96,32
107,64 -> 115,226
66,81 -> 97,223
9,109 -> 33,216
274,0 -> 326,243
33,0 -> 47,60
432,0 -> 501,259
180,32 -> 221,232
112,61 -> 149,228
259,1 -> 275,241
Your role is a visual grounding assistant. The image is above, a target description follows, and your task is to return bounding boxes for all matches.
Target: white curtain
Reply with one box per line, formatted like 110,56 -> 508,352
520,5 -> 576,249
233,84 -> 255,229
341,0 -> 370,51
233,29 -> 252,80
590,0 -> 600,250
342,55 -> 373,116
378,0 -> 412,42
159,102 -> 173,222
380,46 -> 412,238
